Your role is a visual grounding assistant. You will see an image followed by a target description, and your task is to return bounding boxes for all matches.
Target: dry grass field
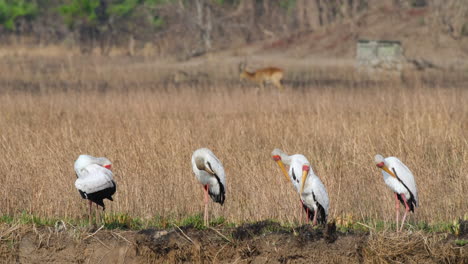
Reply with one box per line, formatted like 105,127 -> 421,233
0,50 -> 467,230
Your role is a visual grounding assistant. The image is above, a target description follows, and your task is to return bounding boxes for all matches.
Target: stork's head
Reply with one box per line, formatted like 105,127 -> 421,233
194,156 -> 215,175
98,157 -> 112,170
74,155 -> 112,176
271,148 -> 287,162
271,148 -> 291,182
374,154 -> 397,178
374,154 -> 385,168
300,163 -> 310,194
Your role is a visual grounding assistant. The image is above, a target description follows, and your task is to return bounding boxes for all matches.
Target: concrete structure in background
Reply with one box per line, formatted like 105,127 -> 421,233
356,40 -> 404,71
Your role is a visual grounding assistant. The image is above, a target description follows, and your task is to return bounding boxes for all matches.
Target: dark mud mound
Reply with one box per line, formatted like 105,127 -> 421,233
459,219 -> 468,238
294,222 -> 338,243
136,222 -> 363,263
135,222 -> 467,264
232,220 -> 287,240
232,220 -> 337,243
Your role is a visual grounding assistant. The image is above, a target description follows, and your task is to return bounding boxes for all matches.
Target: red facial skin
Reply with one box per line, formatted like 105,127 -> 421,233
376,162 -> 384,168
302,165 -> 310,172
104,164 -> 112,169
272,155 -> 281,161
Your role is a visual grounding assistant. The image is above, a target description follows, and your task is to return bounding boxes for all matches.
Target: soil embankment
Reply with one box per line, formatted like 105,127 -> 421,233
1,221 -> 466,263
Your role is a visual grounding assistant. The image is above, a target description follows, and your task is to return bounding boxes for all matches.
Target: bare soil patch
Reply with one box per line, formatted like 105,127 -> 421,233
1,221 -> 466,264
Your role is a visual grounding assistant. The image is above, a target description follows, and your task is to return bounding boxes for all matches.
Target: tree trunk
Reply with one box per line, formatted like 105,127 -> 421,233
296,0 -> 306,31
305,0 -> 323,29
195,0 -> 212,52
204,4 -> 212,50
263,0 -> 269,15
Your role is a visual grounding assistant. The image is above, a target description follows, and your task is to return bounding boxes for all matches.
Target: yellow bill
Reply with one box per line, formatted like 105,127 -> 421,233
205,166 -> 215,175
300,164 -> 310,194
382,166 -> 397,178
273,155 -> 290,182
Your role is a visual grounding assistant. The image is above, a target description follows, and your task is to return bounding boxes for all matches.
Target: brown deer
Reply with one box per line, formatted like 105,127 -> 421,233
239,62 -> 284,91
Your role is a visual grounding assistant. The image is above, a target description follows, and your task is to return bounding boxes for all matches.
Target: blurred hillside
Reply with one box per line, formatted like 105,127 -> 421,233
0,0 -> 467,62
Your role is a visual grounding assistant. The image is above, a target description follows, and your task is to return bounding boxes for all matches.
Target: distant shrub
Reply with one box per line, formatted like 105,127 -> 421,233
279,0 -> 296,11
108,0 -> 140,18
0,0 -> 38,30
462,23 -> 468,37
58,0 -> 102,28
410,0 -> 427,8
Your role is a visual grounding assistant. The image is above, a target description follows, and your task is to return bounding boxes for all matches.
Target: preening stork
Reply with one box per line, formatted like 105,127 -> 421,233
74,155 -> 116,222
272,149 -> 329,225
374,154 -> 418,232
191,148 -> 226,226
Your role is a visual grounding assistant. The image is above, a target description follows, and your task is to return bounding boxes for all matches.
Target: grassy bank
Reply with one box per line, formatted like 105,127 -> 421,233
0,53 -> 466,228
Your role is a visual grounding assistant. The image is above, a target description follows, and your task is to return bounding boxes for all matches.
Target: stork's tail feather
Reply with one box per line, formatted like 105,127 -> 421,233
316,204 -> 327,224
209,175 -> 225,205
81,183 -> 116,210
78,190 -> 87,199
397,194 -> 416,212
93,199 -> 105,208
209,192 -> 225,205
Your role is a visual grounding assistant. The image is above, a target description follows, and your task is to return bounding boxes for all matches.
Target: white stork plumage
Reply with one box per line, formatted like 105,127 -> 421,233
191,148 -> 226,226
374,154 -> 418,232
272,149 -> 329,225
74,155 -> 116,222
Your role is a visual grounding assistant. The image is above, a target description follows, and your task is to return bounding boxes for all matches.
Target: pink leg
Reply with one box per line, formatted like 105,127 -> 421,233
204,185 -> 209,227
312,208 -> 318,226
306,207 -> 309,224
399,194 -> 410,232
300,200 -> 304,224
95,204 -> 100,225
394,193 -> 400,232
88,200 -> 92,223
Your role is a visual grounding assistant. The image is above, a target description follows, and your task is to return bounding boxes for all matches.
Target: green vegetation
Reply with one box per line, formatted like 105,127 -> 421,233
410,0 -> 427,7
178,214 -> 205,229
0,213 -> 228,230
58,0 -> 102,28
0,213 -> 464,236
335,219 -> 463,234
56,0 -> 176,47
108,0 -> 141,17
103,212 -> 144,229
454,240 -> 468,246
0,0 -> 37,30
212,0 -> 237,5
462,23 -> 468,37
1,211 -> 60,226
279,0 -> 296,11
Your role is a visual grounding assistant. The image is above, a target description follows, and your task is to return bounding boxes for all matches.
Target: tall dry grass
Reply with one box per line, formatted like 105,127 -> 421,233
0,52 -> 466,225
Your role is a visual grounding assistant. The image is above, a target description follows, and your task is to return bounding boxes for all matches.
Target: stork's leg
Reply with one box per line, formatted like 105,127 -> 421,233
306,207 -> 310,224
300,200 -> 304,224
394,193 -> 400,232
399,194 -> 410,232
312,208 -> 318,226
204,185 -> 209,227
88,200 -> 92,224
95,204 -> 100,225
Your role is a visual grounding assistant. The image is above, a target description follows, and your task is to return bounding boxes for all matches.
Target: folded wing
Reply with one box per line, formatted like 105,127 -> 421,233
75,164 -> 114,194
386,157 -> 418,206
